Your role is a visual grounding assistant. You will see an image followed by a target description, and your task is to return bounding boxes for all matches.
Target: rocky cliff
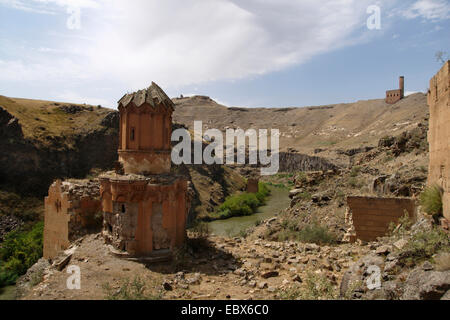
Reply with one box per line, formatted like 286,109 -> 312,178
0,96 -> 119,195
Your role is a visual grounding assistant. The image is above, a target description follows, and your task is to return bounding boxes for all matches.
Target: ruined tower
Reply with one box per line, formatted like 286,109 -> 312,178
386,76 -> 405,104
100,83 -> 189,257
399,76 -> 405,98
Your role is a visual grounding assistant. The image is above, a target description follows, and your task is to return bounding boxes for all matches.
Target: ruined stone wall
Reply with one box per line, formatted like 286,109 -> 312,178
100,175 -> 188,256
427,61 -> 450,221
347,196 -> 416,242
386,89 -> 402,104
246,178 -> 259,193
43,179 -> 102,259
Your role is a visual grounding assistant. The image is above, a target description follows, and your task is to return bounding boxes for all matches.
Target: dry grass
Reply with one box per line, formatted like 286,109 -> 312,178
434,252 -> 450,271
173,93 -> 428,153
0,95 -> 112,147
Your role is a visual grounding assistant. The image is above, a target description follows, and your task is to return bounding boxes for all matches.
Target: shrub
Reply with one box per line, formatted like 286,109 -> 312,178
298,191 -> 312,201
278,272 -> 337,300
0,222 -> 44,287
277,222 -> 336,245
350,166 -> 361,177
296,172 -> 307,184
103,276 -> 162,300
388,212 -> 414,237
398,227 -> 450,267
420,184 -> 443,217
434,252 -> 450,271
213,183 -> 270,219
189,220 -> 210,239
295,223 -> 337,245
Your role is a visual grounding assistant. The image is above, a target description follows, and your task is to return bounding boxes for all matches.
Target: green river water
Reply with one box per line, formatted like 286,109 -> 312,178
0,285 -> 16,300
207,186 -> 290,237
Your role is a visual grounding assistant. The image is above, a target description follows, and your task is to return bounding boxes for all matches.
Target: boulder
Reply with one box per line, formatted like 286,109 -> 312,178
402,269 -> 450,300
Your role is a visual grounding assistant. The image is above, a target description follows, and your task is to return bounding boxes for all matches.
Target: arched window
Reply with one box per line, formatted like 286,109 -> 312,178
130,128 -> 135,141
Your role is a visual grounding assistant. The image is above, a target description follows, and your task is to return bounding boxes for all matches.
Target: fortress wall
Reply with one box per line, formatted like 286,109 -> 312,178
427,61 -> 450,222
347,196 -> 416,242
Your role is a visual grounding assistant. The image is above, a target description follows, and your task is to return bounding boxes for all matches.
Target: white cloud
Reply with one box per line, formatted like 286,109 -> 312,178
405,90 -> 422,96
84,0 -> 390,90
403,0 -> 450,21
55,90 -> 111,106
0,0 -> 397,92
0,0 -> 55,14
0,0 -> 99,12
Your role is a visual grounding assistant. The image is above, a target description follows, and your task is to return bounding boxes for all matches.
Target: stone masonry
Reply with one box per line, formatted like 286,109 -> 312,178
386,76 -> 405,104
347,196 -> 416,241
43,179 -> 102,259
100,82 -> 189,257
246,178 -> 259,193
44,82 -> 190,259
427,61 -> 450,223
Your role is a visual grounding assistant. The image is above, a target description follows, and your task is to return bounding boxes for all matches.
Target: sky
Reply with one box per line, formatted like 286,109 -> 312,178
0,0 -> 449,108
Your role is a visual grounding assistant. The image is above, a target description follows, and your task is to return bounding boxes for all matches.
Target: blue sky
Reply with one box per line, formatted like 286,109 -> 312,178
0,0 -> 449,108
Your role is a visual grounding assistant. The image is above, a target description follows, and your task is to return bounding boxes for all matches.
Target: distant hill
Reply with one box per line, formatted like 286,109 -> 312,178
173,93 -> 429,155
0,92 -> 429,194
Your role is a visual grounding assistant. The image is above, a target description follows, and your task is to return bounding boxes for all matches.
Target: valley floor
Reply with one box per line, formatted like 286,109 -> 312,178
20,233 -> 369,300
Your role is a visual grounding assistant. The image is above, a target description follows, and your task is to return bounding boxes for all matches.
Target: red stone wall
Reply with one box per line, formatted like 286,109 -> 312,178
118,103 -> 172,175
246,179 -> 259,193
44,180 -> 101,259
347,196 -> 416,241
386,89 -> 402,104
427,61 -> 450,221
100,176 -> 188,256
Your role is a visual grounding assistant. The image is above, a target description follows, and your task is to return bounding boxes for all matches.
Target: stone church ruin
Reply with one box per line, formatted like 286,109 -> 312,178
43,82 -> 190,259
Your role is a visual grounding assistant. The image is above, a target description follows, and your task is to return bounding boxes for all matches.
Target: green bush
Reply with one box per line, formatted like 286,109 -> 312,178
213,183 -> 270,219
277,222 -> 336,245
420,184 -> 443,217
278,272 -> 337,300
295,223 -> 337,245
398,227 -> 450,267
0,222 -> 44,287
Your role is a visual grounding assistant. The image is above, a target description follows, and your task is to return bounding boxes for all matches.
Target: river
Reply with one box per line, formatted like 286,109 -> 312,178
207,186 -> 290,237
0,285 -> 16,300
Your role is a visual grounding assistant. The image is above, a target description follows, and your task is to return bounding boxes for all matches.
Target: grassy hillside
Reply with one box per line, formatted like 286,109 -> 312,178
0,96 -> 114,149
0,96 -> 119,195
